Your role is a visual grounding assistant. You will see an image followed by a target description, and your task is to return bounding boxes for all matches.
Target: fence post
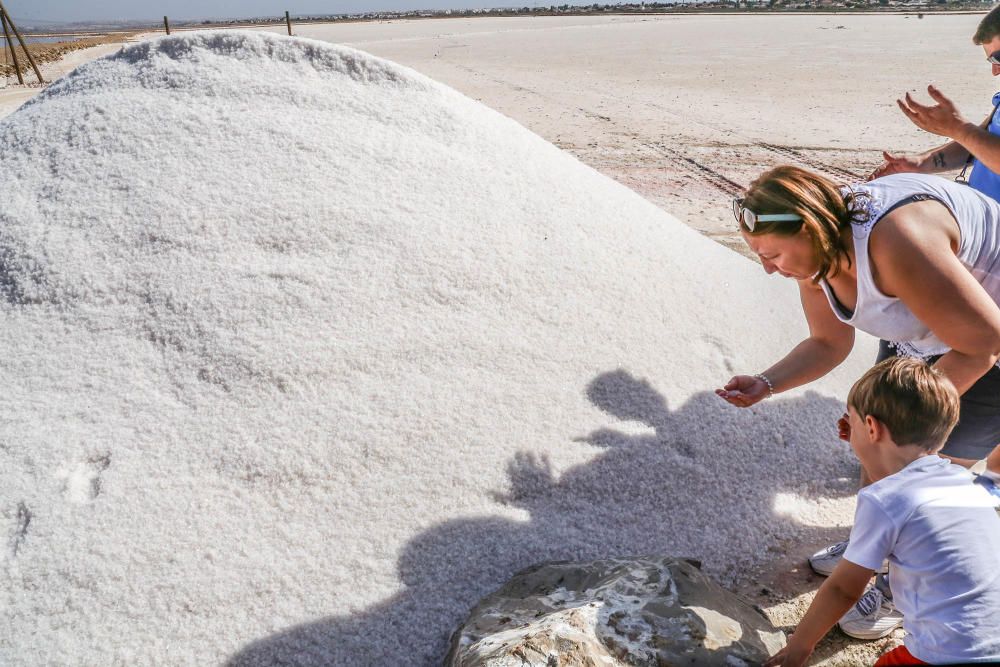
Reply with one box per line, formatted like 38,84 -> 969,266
0,1 -> 42,84
285,11 -> 292,36
164,16 -> 170,35
0,11 -> 23,84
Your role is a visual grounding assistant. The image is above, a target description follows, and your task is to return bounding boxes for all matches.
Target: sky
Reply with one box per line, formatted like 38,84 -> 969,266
6,0 -> 583,25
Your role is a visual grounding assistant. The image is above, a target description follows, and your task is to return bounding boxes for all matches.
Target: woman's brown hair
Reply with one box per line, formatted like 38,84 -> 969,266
740,165 -> 868,283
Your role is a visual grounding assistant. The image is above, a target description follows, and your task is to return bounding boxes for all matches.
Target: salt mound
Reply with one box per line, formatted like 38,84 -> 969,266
0,32 -> 875,665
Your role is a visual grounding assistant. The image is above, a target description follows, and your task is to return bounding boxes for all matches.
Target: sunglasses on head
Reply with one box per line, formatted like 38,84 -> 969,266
733,198 -> 803,232
989,49 -> 1000,65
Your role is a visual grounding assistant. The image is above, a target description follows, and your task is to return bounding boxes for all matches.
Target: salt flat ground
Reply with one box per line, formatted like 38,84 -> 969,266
264,13 -> 994,256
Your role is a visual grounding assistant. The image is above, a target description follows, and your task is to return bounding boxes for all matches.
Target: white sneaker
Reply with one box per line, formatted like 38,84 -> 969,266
808,540 -> 849,576
808,540 -> 889,576
838,585 -> 904,640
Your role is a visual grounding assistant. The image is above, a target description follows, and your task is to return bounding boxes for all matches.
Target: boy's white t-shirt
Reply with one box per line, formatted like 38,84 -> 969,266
843,455 -> 1000,664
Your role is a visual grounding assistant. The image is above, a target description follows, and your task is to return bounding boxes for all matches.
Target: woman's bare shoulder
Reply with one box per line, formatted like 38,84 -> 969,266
869,200 -> 959,261
868,201 -> 961,297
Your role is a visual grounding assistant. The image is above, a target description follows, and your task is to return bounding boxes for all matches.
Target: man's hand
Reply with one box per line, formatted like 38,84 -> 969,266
867,151 -> 921,181
763,637 -> 813,667
897,85 -> 973,139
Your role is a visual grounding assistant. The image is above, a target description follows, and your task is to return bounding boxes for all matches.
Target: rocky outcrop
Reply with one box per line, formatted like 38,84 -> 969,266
446,556 -> 785,666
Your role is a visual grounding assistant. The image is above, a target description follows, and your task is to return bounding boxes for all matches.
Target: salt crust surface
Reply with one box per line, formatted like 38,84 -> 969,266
0,31 -> 876,665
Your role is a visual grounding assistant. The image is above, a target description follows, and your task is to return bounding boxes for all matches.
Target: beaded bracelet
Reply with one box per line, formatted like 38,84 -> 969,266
753,373 -> 774,399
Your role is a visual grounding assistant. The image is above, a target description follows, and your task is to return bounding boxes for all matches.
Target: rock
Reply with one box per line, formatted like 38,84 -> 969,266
446,556 -> 785,666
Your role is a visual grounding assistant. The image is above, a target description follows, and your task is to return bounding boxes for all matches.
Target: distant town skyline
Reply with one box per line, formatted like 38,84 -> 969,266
4,0 -> 606,25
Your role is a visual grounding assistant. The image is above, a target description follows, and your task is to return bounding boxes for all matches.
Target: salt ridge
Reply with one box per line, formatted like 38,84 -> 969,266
0,31 -> 875,664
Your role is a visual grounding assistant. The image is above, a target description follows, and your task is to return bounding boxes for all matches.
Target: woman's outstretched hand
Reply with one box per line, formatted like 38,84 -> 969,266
715,375 -> 770,407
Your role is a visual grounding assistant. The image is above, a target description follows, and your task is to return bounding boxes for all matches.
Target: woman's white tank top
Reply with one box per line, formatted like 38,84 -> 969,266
819,173 -> 1000,361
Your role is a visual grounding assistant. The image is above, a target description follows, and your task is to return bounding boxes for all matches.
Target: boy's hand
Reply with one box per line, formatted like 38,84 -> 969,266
837,412 -> 851,442
763,637 -> 813,667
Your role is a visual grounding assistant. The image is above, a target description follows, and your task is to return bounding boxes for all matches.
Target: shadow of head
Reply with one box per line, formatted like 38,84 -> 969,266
227,368 -> 858,666
587,368 -> 669,426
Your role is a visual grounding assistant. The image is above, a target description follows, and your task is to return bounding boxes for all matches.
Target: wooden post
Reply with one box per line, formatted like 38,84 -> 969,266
0,10 -> 23,85
285,11 -> 292,36
6,14 -> 43,84
164,16 -> 170,35
0,2 -> 42,84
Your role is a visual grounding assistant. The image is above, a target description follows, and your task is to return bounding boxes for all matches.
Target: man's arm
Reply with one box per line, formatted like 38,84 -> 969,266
898,85 -> 1000,173
868,88 -> 995,182
868,141 -> 971,180
918,140 -> 974,172
764,560 -> 874,667
952,122 -> 1000,174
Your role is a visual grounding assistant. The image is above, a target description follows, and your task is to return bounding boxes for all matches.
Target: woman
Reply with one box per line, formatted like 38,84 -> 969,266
716,165 -> 1000,639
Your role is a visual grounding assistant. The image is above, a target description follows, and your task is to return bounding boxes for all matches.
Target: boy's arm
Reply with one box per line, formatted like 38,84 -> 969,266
764,560 -> 874,667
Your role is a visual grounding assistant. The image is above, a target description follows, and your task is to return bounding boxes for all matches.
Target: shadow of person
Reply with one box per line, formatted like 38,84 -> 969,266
227,369 -> 859,666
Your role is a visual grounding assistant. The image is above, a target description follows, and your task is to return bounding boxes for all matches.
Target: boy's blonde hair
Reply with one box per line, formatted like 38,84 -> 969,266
847,357 -> 960,452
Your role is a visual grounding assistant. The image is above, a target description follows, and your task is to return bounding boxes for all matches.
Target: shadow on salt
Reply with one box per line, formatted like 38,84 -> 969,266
228,370 -> 857,665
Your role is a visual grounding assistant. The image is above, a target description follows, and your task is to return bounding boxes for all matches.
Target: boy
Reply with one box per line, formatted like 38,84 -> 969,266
765,357 -> 1000,666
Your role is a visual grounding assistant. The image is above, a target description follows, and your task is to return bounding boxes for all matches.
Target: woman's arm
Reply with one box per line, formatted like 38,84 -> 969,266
717,282 -> 855,407
940,444 -> 1000,473
765,282 -> 858,390
871,205 -> 1000,395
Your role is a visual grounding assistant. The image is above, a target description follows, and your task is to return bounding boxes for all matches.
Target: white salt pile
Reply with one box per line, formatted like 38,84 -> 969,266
1,31 -> 876,665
